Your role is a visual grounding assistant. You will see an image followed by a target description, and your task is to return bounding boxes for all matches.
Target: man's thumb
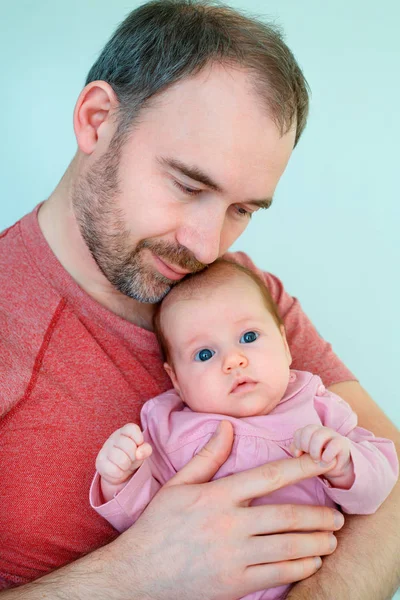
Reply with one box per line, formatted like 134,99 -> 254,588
165,420 -> 234,487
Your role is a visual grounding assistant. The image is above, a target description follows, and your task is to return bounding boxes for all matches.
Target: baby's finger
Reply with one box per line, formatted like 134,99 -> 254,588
119,423 -> 144,446
136,442 -> 153,460
108,444 -> 137,471
309,428 -> 337,462
295,425 -> 321,454
112,434 -> 140,463
99,460 -> 126,482
289,441 -> 303,457
321,438 -> 343,464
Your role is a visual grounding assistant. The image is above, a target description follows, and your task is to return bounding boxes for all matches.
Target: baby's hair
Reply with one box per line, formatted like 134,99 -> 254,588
153,258 -> 284,365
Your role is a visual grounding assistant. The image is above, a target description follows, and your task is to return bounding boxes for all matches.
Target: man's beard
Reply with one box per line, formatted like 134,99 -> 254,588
71,141 -> 206,303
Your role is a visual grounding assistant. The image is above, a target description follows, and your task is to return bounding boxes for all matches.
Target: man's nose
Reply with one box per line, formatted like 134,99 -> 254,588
222,352 -> 249,373
176,209 -> 225,265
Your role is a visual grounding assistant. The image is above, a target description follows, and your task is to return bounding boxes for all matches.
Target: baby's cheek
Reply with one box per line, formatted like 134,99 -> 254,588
181,376 -> 215,411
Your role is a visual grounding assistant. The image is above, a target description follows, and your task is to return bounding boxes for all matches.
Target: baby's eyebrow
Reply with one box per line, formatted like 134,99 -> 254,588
184,334 -> 207,349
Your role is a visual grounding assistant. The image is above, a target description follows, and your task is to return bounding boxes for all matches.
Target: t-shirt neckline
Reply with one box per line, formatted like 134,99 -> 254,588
19,203 -> 160,351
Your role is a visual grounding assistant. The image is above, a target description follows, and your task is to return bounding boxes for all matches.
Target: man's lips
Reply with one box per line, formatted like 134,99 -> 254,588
152,253 -> 191,281
230,377 -> 257,394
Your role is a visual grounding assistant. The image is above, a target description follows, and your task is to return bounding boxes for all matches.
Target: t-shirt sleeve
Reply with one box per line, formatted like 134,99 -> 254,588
223,251 -> 357,388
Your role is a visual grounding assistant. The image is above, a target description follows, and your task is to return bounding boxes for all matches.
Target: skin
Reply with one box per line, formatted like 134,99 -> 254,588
287,383 -> 400,600
38,63 -> 294,327
162,277 -> 292,417
97,273 -> 355,503
4,62 -> 399,598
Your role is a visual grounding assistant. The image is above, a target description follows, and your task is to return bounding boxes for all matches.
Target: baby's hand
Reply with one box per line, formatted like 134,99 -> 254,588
96,423 -> 153,487
290,425 -> 355,489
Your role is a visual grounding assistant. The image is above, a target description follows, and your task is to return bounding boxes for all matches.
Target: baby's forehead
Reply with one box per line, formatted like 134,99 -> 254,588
164,269 -> 253,306
162,273 -> 267,326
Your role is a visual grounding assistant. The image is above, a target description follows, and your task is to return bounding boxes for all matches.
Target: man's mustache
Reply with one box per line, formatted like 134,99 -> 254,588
138,239 -> 207,274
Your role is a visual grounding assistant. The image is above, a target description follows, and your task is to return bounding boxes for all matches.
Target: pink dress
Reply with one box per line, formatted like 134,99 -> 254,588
90,370 -> 398,600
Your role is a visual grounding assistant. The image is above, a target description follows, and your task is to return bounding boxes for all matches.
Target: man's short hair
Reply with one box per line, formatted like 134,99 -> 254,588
86,0 -> 310,146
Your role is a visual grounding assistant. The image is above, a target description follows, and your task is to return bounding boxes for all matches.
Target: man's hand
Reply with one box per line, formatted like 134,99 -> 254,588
110,420 -> 343,600
1,420 -> 344,600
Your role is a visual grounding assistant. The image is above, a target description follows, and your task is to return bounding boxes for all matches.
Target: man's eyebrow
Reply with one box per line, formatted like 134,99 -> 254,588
157,156 -> 273,209
247,198 -> 273,210
158,156 -> 223,192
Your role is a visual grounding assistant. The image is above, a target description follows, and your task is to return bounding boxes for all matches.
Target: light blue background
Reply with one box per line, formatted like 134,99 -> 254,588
1,1 -> 399,433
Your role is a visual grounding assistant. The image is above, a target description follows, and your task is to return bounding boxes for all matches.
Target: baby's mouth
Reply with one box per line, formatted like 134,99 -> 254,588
230,378 -> 257,394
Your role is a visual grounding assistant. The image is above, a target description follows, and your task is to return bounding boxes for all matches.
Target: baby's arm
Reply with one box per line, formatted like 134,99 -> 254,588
96,423 -> 153,502
291,387 -> 399,514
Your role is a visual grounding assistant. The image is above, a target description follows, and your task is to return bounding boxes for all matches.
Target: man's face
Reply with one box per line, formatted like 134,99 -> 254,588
72,63 -> 295,303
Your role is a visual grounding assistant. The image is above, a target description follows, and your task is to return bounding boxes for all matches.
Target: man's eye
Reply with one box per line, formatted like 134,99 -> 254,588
235,205 -> 253,218
173,180 -> 201,196
194,348 -> 215,362
240,331 -> 259,344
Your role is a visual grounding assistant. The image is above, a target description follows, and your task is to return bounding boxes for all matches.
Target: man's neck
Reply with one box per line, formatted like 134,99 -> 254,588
38,162 -> 156,331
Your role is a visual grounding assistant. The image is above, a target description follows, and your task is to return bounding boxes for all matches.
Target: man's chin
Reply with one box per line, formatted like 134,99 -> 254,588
118,281 -> 172,304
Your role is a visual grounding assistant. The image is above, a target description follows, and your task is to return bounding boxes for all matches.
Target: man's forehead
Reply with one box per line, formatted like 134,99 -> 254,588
125,63 -> 295,198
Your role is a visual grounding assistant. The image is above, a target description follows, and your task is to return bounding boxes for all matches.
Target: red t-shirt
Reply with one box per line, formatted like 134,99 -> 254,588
0,206 -> 356,588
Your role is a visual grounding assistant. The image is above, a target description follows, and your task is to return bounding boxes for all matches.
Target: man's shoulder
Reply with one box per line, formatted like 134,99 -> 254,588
0,297 -> 67,418
0,211 -> 61,310
0,215 -> 65,417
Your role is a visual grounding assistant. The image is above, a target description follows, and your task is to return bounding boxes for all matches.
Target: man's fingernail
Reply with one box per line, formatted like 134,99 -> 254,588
314,557 -> 322,569
329,535 -> 337,551
334,511 -> 344,528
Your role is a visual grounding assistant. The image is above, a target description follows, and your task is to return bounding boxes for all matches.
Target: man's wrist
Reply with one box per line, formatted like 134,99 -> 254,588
0,540 -> 144,600
285,504 -> 400,600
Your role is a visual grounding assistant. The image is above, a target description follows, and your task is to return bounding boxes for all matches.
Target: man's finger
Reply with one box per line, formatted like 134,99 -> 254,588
247,531 -> 337,565
215,453 -> 337,504
244,503 -> 344,535
243,557 -> 323,595
164,420 -> 234,487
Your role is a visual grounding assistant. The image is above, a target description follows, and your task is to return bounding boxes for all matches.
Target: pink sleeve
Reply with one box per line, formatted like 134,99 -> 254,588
89,397 -> 181,532
224,251 -> 357,388
89,461 -> 162,533
315,391 -> 399,514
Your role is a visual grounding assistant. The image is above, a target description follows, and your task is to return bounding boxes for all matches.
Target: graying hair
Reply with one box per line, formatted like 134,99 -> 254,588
86,0 -> 310,146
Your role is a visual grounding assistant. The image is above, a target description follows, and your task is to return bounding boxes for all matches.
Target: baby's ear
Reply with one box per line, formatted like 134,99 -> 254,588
163,362 -> 181,396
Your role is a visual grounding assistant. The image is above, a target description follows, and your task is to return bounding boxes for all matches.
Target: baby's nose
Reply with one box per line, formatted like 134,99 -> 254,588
223,353 -> 248,373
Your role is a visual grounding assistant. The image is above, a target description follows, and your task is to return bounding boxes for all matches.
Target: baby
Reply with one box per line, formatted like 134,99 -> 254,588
90,259 -> 398,600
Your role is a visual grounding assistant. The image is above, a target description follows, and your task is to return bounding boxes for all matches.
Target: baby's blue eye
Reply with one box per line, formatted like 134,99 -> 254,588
194,348 -> 215,362
240,331 -> 259,344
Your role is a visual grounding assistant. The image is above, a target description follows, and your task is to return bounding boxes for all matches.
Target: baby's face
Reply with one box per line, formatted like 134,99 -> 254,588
162,275 -> 292,418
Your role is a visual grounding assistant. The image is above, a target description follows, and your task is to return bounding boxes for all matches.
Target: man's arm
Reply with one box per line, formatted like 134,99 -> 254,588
286,380 -> 400,600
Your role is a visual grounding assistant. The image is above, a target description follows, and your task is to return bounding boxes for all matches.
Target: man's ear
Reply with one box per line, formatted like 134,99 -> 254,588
73,81 -> 119,155
164,362 -> 181,396
280,325 -> 292,366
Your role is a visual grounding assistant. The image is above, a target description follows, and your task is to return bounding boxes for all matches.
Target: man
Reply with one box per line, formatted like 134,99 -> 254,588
0,1 -> 399,598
